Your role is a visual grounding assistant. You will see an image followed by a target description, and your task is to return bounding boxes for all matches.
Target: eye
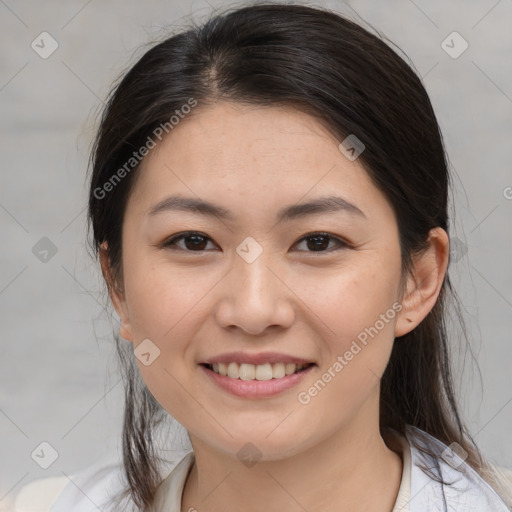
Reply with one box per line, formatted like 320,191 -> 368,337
162,231 -> 217,252
293,232 -> 347,253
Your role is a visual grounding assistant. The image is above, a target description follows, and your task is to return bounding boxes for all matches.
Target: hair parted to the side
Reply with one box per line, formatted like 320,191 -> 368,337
86,2 -> 512,510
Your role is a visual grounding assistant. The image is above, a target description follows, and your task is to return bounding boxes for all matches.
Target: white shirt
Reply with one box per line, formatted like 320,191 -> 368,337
13,425 -> 512,512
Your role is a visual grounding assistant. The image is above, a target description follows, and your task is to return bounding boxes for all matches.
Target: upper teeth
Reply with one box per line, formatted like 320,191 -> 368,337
211,362 -> 307,380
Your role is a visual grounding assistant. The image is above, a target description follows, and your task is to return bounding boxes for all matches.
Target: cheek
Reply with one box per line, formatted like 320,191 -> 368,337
122,254 -> 217,405
297,256 -> 401,407
125,271 -> 206,422
123,251 -> 213,341
301,259 -> 401,347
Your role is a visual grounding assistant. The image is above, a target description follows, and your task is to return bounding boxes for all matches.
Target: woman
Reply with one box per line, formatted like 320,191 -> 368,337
13,3 -> 512,511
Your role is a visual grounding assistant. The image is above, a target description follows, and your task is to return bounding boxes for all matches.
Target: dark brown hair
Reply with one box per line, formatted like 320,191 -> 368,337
87,3 -> 511,510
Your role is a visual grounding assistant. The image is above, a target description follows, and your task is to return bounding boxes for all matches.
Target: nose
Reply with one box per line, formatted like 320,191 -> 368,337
214,247 -> 295,335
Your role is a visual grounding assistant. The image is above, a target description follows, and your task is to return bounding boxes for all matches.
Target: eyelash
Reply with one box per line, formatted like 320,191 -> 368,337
161,231 -> 349,254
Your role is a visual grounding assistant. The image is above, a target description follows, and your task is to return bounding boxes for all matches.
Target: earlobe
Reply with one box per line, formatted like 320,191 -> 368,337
99,242 -> 134,343
394,227 -> 449,338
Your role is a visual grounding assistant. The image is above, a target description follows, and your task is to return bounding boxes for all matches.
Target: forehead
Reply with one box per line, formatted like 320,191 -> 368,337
126,101 -> 394,226
164,102 -> 342,171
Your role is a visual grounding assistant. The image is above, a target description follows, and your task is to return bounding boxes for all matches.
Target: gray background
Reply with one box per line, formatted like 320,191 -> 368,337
1,0 -> 511,505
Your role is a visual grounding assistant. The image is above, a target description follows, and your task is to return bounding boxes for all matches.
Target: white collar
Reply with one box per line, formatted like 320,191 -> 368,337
153,425 -> 509,512
405,425 -> 510,511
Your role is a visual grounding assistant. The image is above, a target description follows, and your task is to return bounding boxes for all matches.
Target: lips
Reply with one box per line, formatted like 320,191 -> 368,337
198,351 -> 316,397
199,360 -> 315,399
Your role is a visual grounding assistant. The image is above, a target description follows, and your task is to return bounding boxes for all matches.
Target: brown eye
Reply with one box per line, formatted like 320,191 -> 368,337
294,233 -> 347,253
163,232 -> 216,251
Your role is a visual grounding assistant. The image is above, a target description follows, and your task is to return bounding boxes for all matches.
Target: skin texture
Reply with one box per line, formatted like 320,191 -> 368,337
101,102 -> 449,512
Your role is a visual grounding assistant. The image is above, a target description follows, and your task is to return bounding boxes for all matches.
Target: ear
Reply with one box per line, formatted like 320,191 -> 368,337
394,227 -> 449,338
99,241 -> 134,342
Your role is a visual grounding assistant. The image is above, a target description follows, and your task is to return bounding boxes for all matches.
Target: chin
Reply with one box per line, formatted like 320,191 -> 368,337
206,430 -> 312,464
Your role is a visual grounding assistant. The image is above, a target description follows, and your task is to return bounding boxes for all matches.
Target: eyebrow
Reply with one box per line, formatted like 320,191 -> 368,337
147,194 -> 366,223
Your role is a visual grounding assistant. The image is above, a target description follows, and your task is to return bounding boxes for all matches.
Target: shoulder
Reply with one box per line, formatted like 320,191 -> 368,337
11,476 -> 69,512
13,452 -> 192,512
405,425 -> 512,511
13,461 -> 129,512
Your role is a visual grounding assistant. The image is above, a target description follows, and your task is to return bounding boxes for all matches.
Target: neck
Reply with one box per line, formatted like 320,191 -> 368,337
181,395 -> 403,512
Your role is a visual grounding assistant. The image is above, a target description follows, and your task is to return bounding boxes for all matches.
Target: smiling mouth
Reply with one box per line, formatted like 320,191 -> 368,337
201,362 -> 315,380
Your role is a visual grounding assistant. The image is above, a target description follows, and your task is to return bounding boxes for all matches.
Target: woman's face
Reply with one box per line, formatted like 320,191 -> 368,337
110,101 -> 411,460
